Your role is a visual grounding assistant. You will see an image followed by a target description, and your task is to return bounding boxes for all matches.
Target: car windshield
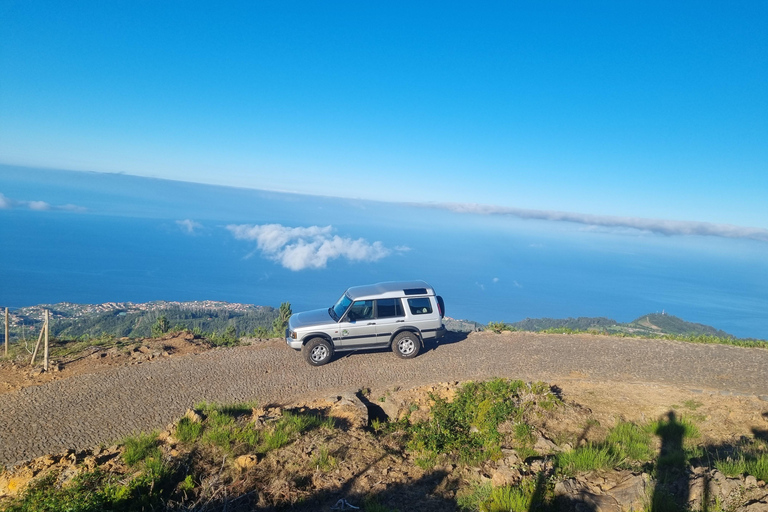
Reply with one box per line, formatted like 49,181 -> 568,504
330,293 -> 352,321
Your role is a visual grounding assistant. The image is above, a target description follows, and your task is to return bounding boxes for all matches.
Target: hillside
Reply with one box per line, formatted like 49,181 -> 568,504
627,312 -> 732,337
6,301 -> 278,340
509,312 -> 737,339
2,301 -> 745,343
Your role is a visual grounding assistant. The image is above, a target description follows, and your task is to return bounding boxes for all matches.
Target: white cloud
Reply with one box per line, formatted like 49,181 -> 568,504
28,200 -> 51,211
0,192 -> 85,212
176,219 -> 203,234
492,277 -> 499,283
227,223 -> 393,270
420,202 -> 768,243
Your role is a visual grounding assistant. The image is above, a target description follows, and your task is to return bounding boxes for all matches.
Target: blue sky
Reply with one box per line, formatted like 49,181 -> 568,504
1,1 -> 766,230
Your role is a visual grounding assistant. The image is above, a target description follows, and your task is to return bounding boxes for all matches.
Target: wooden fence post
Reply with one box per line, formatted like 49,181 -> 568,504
30,324 -> 44,366
44,309 -> 49,372
3,307 -> 7,357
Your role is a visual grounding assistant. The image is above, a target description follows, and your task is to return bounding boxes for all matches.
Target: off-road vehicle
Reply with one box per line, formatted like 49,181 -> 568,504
286,280 -> 446,366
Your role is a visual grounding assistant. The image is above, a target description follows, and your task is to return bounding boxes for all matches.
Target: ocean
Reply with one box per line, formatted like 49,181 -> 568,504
2,165 -> 767,339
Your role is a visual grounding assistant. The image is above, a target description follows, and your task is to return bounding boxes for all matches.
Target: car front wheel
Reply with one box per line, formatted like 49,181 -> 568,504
392,331 -> 420,359
303,337 -> 333,366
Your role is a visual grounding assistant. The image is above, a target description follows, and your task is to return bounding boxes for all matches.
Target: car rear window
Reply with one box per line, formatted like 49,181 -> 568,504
407,298 -> 432,315
377,298 -> 404,318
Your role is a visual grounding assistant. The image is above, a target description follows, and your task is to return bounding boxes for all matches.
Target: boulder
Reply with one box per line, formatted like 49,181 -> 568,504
328,393 -> 368,429
605,473 -> 649,511
491,466 -> 521,487
738,501 -> 768,512
0,467 -> 35,497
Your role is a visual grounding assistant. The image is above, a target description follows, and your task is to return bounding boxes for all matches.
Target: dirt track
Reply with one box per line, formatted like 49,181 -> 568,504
2,331 -> 768,467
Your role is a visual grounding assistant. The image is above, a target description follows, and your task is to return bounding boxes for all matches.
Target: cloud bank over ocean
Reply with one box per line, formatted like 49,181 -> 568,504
425,202 -> 768,243
0,192 -> 85,212
227,223 -> 397,271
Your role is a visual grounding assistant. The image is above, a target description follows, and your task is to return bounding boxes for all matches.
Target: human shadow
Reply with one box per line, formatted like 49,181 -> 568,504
651,411 -> 689,512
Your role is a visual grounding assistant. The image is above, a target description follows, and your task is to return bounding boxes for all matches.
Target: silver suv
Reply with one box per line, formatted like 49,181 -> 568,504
286,280 -> 446,366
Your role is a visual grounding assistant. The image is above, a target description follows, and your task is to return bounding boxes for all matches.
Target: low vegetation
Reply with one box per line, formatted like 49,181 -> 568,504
3,379 -> 767,512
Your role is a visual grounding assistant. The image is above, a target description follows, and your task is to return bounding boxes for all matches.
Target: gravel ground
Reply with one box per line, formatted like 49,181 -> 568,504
2,331 -> 767,467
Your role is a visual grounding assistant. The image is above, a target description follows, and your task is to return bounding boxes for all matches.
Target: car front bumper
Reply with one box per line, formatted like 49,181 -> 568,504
285,329 -> 302,350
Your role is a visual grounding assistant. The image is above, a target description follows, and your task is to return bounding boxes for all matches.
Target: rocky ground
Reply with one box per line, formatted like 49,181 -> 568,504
1,331 -> 768,510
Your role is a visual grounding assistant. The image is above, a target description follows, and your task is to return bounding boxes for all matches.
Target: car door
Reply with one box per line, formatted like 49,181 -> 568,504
405,296 -> 435,333
374,298 -> 406,342
337,299 -> 378,347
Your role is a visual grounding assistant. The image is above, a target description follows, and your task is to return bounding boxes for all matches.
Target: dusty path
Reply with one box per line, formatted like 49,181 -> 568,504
2,331 -> 768,466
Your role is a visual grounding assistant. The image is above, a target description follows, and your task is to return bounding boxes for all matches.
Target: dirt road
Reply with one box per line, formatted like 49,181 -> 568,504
2,331 -> 767,466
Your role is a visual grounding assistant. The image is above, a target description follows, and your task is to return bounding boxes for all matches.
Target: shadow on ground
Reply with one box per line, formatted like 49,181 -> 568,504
334,330 -> 469,363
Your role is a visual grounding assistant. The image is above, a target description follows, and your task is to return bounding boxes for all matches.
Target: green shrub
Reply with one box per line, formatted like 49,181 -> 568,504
486,322 -> 515,333
151,315 -> 170,337
406,379 -> 559,463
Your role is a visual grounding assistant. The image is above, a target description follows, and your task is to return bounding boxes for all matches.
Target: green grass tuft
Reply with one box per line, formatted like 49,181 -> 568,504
122,432 -> 160,466
175,417 -> 203,443
715,453 -> 768,481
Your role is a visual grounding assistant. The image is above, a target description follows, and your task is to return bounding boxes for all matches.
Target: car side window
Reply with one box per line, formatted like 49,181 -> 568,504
347,300 -> 374,321
376,298 -> 404,318
407,298 -> 432,315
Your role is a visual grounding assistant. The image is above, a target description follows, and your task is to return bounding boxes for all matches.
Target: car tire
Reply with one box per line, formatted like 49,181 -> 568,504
303,337 -> 333,366
392,331 -> 420,359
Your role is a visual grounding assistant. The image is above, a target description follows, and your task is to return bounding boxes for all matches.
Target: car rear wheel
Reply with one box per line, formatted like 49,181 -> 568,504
303,337 -> 333,366
392,331 -> 420,359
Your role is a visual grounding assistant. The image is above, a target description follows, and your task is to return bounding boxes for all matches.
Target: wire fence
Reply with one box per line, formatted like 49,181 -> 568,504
3,305 -> 51,370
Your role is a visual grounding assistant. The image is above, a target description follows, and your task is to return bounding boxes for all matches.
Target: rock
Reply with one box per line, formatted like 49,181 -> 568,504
491,466 -> 520,487
747,476 -> 759,488
0,467 -> 35,497
184,409 -> 203,423
738,501 -> 768,512
606,473 -> 649,511
59,451 -> 77,466
234,455 -> 259,470
713,470 -> 742,499
534,435 -> 558,454
82,456 -> 97,471
501,448 -> 521,466
555,478 -> 581,497
57,466 -> 80,487
329,393 -> 368,429
34,454 -> 55,469
580,492 -> 621,512
688,474 -> 710,509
